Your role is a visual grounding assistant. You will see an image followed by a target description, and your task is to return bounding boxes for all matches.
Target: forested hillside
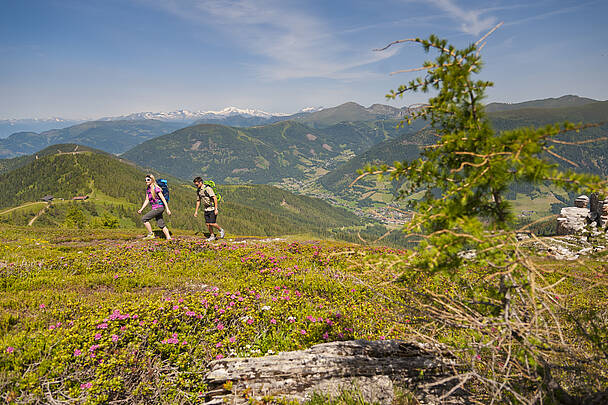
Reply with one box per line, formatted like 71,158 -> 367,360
485,94 -> 598,112
0,147 -> 386,242
121,119 -> 424,184
320,101 -> 608,196
0,144 -> 111,174
293,102 -> 404,128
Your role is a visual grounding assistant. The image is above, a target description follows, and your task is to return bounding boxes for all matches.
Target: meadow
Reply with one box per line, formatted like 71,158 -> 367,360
0,226 -> 412,404
1,225 -> 607,404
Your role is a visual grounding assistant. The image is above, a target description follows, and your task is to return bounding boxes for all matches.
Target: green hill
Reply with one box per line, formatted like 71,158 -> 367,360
485,95 -> 599,112
0,143 -> 112,174
0,146 -> 373,241
293,102 -> 406,128
121,122 -> 341,184
121,119 -> 424,185
0,120 -> 184,158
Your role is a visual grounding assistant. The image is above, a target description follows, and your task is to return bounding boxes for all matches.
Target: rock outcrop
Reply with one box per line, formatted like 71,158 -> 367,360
203,340 -> 464,404
556,194 -> 608,235
556,206 -> 589,235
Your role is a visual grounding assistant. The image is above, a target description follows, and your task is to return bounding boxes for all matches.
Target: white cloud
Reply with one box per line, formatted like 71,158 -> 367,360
143,0 -> 397,80
429,0 -> 497,36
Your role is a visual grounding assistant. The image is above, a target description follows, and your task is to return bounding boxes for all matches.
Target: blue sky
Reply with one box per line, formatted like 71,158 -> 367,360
1,0 -> 606,119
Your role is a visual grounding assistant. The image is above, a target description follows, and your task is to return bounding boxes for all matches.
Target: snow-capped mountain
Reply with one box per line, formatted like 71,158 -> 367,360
297,106 -> 324,114
96,106 -> 325,128
99,107 -> 290,122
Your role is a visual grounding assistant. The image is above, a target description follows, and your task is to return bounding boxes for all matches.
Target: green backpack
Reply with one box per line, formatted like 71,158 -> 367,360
203,180 -> 222,204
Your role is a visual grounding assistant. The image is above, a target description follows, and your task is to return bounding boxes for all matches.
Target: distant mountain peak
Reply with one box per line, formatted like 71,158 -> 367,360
100,107 -> 289,122
298,106 -> 324,113
486,95 -> 598,112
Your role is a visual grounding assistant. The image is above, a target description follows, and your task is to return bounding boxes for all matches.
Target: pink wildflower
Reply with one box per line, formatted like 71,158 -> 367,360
216,342 -> 223,348
6,346 -> 14,354
215,354 -> 224,359
80,382 -> 92,389
94,333 -> 102,340
74,349 -> 82,356
217,323 -> 225,330
270,318 -> 277,324
39,304 -> 46,309
246,319 -> 254,325
229,336 -> 236,343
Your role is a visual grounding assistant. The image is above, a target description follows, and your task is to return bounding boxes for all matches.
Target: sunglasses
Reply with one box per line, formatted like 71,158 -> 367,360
145,178 -> 152,181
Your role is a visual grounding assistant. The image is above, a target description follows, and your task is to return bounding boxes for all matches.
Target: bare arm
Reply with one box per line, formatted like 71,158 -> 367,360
138,197 -> 149,213
213,195 -> 218,214
194,199 -> 201,217
158,192 -> 171,215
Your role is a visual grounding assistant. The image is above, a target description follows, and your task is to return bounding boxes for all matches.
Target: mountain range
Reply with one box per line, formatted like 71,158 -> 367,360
0,120 -> 184,158
2,95 -> 606,221
0,118 -> 83,139
0,106 -> 324,139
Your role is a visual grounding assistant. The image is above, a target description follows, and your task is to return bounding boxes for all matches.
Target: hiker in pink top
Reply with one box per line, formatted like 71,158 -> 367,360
137,174 -> 172,240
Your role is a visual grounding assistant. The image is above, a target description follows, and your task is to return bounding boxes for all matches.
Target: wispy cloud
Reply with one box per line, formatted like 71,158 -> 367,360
143,0 -> 397,80
428,0 -> 497,36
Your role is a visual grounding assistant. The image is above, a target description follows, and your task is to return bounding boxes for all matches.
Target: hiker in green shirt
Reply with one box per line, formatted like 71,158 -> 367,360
193,177 -> 225,241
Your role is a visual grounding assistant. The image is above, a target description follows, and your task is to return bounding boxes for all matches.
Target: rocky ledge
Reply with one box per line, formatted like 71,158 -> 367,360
203,339 -> 464,404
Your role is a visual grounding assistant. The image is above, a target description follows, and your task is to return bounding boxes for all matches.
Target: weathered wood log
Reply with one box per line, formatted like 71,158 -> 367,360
203,340 -> 464,404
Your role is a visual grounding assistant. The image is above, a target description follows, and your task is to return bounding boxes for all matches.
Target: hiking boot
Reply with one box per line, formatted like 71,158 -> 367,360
143,233 -> 155,240
206,234 -> 216,242
219,229 -> 225,239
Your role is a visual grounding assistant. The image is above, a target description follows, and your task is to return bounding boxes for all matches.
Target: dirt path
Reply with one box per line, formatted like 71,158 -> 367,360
0,201 -> 47,215
28,203 -> 50,226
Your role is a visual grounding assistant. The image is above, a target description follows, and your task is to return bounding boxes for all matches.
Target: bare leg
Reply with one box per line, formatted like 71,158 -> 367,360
209,223 -> 222,232
161,226 -> 172,240
144,221 -> 153,233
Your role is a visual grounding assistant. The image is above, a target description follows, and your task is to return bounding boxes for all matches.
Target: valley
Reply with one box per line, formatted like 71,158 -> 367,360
1,96 -> 607,234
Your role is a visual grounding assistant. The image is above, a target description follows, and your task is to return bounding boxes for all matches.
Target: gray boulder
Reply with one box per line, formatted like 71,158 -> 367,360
556,207 -> 589,235
203,340 -> 464,404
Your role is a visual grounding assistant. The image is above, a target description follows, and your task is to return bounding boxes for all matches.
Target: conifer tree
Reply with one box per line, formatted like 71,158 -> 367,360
363,28 -> 608,403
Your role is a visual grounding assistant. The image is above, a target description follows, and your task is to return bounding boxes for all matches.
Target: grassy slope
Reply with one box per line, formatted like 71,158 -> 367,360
0,227 -> 606,403
0,149 -> 376,242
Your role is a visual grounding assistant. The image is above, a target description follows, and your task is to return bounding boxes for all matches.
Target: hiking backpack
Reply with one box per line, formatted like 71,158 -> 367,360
203,180 -> 222,204
157,179 -> 170,202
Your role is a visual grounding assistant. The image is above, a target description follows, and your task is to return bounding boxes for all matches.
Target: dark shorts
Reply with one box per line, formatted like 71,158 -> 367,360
204,210 -> 217,224
142,206 -> 166,228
